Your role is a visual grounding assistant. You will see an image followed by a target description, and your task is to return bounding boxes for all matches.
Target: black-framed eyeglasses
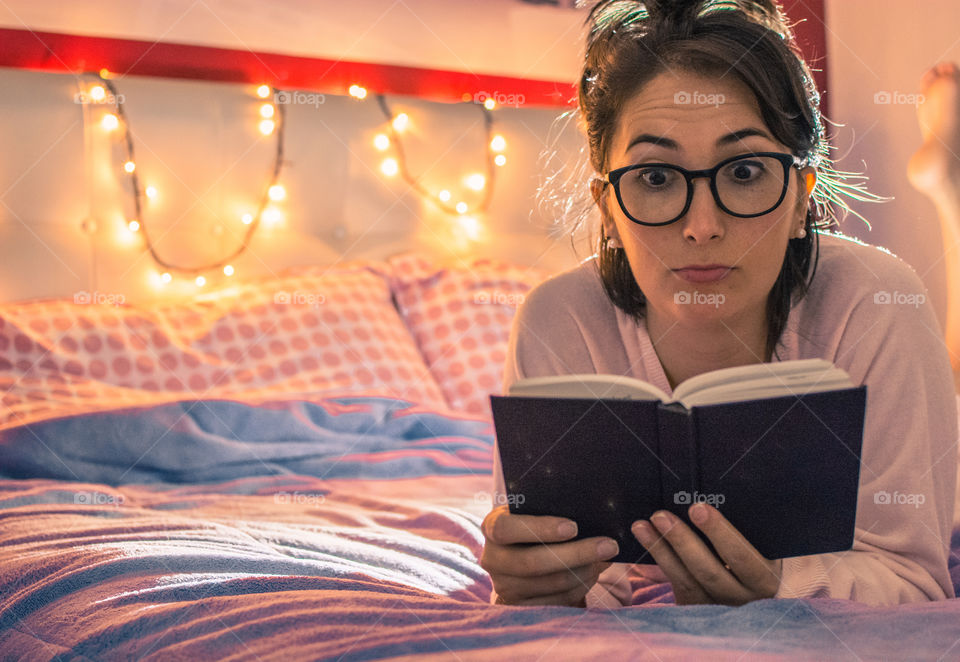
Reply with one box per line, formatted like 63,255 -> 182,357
603,152 -> 803,227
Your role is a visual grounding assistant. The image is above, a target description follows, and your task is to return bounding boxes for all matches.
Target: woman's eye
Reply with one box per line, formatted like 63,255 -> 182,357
726,160 -> 764,182
637,168 -> 674,188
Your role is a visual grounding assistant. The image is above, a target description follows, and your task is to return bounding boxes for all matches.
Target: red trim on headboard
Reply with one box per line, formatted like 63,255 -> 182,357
0,27 -> 576,107
0,3 -> 826,111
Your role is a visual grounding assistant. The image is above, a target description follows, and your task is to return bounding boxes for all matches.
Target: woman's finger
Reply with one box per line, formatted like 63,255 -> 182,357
482,505 -> 579,545
686,503 -> 782,598
631,519 -> 713,604
644,510 -> 753,604
491,561 -> 608,604
481,533 -> 619,578
501,583 -> 593,607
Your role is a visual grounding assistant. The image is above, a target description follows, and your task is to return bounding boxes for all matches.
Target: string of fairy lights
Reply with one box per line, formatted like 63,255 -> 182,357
79,72 -> 509,290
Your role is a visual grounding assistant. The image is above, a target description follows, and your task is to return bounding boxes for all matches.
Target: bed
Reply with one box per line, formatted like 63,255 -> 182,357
1,252 -> 960,662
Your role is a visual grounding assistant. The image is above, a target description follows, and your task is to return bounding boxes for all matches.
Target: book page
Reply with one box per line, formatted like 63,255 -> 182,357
508,373 -> 670,402
672,359 -> 853,407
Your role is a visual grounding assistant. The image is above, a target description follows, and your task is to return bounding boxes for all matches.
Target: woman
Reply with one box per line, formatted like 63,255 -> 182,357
480,0 -> 958,608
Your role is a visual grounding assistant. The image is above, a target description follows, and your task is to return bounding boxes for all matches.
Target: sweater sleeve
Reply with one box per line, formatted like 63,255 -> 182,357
776,255 -> 957,605
488,273 -> 634,607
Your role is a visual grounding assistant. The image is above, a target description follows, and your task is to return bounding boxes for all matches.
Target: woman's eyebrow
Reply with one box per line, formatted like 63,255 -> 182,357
625,134 -> 679,151
625,128 -> 774,153
716,127 -> 774,146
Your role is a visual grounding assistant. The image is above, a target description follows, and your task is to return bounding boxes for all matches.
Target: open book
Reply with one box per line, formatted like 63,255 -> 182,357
490,359 -> 867,562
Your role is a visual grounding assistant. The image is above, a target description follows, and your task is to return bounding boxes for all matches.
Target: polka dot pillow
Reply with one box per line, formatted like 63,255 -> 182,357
0,262 -> 448,430
388,253 -> 548,416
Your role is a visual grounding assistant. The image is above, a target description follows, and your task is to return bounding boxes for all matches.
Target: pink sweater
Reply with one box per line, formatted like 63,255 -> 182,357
493,232 -> 958,607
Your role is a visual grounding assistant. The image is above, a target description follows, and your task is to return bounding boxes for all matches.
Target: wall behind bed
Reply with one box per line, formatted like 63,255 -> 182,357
0,67 -> 588,304
0,0 -> 828,307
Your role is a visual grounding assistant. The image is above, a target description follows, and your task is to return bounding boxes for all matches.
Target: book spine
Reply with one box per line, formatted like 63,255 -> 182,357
656,403 -> 698,520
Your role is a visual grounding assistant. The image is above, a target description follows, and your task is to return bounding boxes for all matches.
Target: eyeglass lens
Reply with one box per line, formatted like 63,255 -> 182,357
617,155 -> 787,224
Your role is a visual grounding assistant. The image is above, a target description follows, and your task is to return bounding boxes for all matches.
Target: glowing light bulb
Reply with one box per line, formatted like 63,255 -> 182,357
257,84 -> 271,99
101,113 -> 119,131
263,208 -> 283,225
223,265 -> 235,276
268,184 -> 286,201
241,213 -> 254,225
438,190 -> 451,202
455,201 -> 468,214
161,272 -> 172,284
89,85 -> 106,102
380,158 -> 399,177
127,220 -> 140,232
484,98 -> 496,111
145,186 -> 157,199
392,113 -> 409,132
123,161 -> 136,173
195,276 -> 206,287
490,135 -> 506,152
259,119 -> 275,135
349,84 -> 367,99
260,103 -> 275,118
494,154 -> 507,167
465,174 -> 486,191
373,133 -> 390,151
456,214 -> 481,240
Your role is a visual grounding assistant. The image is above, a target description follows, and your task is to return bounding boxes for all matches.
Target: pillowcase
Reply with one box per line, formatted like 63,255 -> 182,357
0,261 -> 448,431
388,253 -> 548,415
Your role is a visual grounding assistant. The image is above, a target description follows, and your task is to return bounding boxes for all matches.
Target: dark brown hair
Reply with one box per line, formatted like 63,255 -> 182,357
579,0 -> 825,360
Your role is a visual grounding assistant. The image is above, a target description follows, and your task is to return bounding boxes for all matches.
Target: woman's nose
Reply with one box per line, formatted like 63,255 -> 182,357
681,178 -> 726,242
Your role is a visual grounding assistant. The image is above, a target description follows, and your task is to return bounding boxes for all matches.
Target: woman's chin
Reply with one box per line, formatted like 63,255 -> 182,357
667,292 -> 740,324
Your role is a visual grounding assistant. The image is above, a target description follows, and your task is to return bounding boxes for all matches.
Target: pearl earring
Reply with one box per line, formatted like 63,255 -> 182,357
796,227 -> 807,239
606,236 -> 622,249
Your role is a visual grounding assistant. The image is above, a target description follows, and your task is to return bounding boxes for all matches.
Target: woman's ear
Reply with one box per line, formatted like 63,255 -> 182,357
800,167 -> 817,197
793,166 -> 817,221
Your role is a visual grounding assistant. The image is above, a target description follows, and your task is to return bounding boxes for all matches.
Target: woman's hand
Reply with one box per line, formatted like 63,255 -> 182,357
631,503 -> 782,605
480,505 -> 620,606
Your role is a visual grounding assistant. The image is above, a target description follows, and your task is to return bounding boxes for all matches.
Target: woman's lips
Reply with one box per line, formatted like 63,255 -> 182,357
672,267 -> 733,283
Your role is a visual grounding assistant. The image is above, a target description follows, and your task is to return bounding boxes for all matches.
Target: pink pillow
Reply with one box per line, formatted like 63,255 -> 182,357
0,262 -> 448,430
388,253 -> 548,415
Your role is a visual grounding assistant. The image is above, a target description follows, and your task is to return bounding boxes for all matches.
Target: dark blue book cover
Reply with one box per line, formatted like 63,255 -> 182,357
490,386 -> 867,563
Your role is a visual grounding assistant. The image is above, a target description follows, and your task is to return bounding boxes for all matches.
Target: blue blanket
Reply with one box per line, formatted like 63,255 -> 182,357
0,397 -> 494,484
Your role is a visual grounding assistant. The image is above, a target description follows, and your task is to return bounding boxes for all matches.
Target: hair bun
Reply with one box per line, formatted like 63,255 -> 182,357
642,0 -> 703,27
583,0 -> 785,39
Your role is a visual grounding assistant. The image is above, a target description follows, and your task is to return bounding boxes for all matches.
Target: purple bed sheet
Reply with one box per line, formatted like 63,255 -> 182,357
0,398 -> 958,661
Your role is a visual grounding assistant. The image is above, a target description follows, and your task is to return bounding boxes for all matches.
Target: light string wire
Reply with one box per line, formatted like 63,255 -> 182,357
93,73 -> 286,277
375,94 -> 496,216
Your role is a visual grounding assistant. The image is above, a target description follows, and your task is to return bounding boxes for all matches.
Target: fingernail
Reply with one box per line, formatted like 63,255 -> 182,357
597,539 -> 619,559
557,521 -> 577,538
690,503 -> 709,526
632,521 -> 653,545
651,511 -> 674,533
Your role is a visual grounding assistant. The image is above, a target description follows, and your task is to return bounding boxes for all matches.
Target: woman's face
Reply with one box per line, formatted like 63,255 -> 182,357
594,70 -> 814,327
